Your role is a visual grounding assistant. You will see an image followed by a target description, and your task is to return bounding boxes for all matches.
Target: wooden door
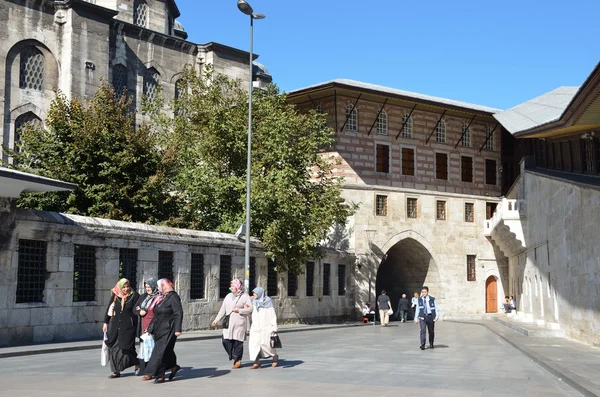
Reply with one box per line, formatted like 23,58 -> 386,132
486,276 -> 498,313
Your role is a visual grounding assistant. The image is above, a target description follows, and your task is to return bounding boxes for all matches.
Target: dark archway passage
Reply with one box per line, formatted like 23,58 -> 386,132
376,238 -> 440,320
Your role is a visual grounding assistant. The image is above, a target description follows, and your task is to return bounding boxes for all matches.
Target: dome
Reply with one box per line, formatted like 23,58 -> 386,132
174,20 -> 185,32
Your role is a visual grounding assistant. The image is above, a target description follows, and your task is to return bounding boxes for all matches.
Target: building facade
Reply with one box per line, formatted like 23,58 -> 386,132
288,80 -> 512,317
0,0 -> 271,163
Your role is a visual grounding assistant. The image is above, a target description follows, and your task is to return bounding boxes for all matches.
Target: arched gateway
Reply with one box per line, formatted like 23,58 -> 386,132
370,231 -> 443,320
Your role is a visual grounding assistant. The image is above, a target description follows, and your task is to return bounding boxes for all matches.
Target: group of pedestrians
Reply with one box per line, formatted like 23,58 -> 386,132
102,277 -> 278,384
371,286 -> 440,350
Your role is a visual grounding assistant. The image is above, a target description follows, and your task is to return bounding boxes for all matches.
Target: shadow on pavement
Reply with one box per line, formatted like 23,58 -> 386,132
278,359 -> 304,368
174,366 -> 230,381
431,345 -> 449,349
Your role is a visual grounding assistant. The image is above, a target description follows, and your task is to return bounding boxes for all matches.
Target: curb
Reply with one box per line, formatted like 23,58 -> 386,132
0,323 -> 360,359
447,320 -> 598,397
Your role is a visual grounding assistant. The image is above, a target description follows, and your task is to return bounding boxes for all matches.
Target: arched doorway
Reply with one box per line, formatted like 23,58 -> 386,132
485,276 -> 498,313
375,237 -> 440,321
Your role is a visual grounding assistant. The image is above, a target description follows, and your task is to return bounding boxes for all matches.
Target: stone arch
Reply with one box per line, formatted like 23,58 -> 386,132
141,60 -> 166,80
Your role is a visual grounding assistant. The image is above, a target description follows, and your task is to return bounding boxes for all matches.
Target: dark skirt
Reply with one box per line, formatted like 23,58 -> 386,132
145,333 -> 178,377
222,337 -> 244,361
109,341 -> 138,373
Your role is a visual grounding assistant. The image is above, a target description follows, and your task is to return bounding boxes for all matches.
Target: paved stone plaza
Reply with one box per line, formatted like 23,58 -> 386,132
0,322 -> 581,397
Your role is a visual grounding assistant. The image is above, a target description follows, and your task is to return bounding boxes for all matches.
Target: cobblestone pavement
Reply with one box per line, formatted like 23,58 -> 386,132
0,322 -> 582,397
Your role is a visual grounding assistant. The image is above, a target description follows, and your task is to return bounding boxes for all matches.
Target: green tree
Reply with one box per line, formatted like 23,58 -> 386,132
6,82 -> 179,224
153,66 -> 357,274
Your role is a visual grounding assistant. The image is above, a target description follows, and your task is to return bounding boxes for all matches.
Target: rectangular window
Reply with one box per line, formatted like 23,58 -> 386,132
267,259 -> 278,297
485,159 -> 497,185
486,128 -> 494,151
158,251 -> 174,281
375,195 -> 387,216
435,152 -> 448,180
337,264 -> 347,296
73,245 -> 96,302
465,203 -> 474,222
190,253 -> 204,300
323,263 -> 331,296
436,200 -> 446,220
486,202 -> 498,220
219,255 -> 232,298
287,272 -> 298,297
249,256 -> 257,293
407,198 -> 418,219
375,144 -> 390,173
306,262 -> 315,297
16,239 -> 47,303
467,255 -> 476,281
401,147 -> 415,176
119,248 -> 138,289
461,156 -> 473,183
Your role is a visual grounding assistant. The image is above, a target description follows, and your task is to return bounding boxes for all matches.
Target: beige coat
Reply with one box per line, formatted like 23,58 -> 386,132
214,292 -> 253,342
249,305 -> 278,360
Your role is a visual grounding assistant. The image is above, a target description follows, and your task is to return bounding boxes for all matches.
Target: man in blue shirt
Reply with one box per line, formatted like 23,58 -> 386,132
414,286 -> 439,350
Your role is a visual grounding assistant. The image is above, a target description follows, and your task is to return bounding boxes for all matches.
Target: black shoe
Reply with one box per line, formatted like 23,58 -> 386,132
420,345 -> 425,350
430,344 -> 434,349
154,377 -> 165,384
169,365 -> 181,380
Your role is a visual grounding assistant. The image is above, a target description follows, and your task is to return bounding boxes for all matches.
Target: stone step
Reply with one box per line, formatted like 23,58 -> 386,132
494,317 -> 565,338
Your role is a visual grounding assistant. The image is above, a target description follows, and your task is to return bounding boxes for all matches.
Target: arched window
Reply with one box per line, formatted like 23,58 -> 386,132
401,114 -> 413,138
174,78 -> 183,100
436,119 -> 446,143
486,125 -> 494,151
134,0 -> 149,28
19,46 -> 44,91
462,124 -> 471,147
143,67 -> 160,102
14,112 -> 42,153
112,64 -> 128,99
314,104 -> 323,114
376,110 -> 387,135
345,104 -> 358,132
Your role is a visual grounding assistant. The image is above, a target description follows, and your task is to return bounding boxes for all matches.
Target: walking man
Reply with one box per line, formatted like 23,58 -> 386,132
414,286 -> 439,350
377,290 -> 392,327
397,294 -> 409,322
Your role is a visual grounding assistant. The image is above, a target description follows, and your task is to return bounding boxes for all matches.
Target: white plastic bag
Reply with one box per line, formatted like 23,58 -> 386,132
101,332 -> 109,367
387,309 -> 394,316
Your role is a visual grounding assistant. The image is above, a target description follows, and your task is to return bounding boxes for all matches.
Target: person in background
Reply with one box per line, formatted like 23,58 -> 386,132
212,279 -> 253,369
143,279 -> 183,384
248,286 -> 279,369
362,302 -> 375,323
411,292 -> 419,321
397,293 -> 409,323
510,295 -> 517,313
103,278 -> 140,379
376,290 -> 392,327
134,278 -> 160,374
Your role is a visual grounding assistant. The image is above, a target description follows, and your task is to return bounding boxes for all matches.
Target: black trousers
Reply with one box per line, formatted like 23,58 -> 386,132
419,315 -> 435,346
222,337 -> 244,361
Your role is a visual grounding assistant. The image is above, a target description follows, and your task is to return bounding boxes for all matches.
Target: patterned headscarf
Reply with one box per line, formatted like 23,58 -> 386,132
111,278 -> 134,299
154,278 -> 174,307
140,278 -> 160,310
252,286 -> 274,310
230,279 -> 243,294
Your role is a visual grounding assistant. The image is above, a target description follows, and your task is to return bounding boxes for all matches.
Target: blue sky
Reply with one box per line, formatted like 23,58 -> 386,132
177,0 -> 600,110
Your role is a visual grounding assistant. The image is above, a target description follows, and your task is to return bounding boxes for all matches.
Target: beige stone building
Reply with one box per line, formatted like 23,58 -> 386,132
287,80 -> 516,317
0,0 -> 271,163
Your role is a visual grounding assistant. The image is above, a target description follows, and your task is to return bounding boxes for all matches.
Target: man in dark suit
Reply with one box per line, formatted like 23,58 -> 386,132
414,286 -> 439,350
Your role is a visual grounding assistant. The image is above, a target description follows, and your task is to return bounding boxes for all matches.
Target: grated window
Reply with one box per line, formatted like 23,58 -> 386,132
119,248 -> 138,288
219,255 -> 232,299
134,0 -> 148,28
73,245 -> 96,302
287,272 -> 297,297
190,253 -> 204,300
14,112 -> 42,153
465,203 -> 474,222
143,68 -> 160,102
306,262 -> 315,297
19,47 -> 44,91
158,251 -> 174,282
436,200 -> 446,220
267,259 -> 278,297
16,240 -> 47,303
323,263 -> 331,296
112,64 -> 128,99
467,255 -> 476,281
407,198 -> 418,219
337,264 -> 346,296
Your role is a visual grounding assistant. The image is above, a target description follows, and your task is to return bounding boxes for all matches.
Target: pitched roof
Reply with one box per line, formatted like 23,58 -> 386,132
493,86 -> 580,135
288,79 -> 502,114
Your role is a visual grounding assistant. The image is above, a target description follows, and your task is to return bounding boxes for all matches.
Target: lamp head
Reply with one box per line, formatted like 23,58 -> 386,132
237,0 -> 254,15
253,13 -> 266,19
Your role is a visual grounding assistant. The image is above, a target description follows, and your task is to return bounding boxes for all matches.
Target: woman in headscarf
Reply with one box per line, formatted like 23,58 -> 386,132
248,286 -> 279,368
134,278 -> 160,373
143,278 -> 183,384
102,278 -> 140,379
211,279 -> 253,369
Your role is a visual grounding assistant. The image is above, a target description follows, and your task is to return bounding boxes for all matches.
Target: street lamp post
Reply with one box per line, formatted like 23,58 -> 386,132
365,229 -> 377,326
237,0 -> 265,295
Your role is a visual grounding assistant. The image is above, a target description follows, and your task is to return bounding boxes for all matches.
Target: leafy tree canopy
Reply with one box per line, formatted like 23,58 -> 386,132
152,66 -> 357,273
5,82 -> 179,224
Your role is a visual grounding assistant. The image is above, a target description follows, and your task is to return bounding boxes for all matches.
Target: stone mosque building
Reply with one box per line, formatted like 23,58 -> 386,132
0,0 -> 598,347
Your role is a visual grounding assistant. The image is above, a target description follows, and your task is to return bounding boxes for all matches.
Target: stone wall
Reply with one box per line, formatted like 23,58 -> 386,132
0,209 -> 355,346
508,169 -> 600,346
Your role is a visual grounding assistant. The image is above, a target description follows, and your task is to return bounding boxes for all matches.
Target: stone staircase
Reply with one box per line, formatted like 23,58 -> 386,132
484,198 -> 528,257
493,313 -> 565,338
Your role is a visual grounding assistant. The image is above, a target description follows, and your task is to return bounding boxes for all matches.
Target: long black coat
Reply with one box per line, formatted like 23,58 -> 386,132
145,291 -> 183,376
104,292 -> 140,350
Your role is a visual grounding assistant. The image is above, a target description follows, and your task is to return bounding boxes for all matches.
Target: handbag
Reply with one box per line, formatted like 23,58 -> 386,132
270,332 -> 282,349
107,295 -> 117,317
100,332 -> 109,366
